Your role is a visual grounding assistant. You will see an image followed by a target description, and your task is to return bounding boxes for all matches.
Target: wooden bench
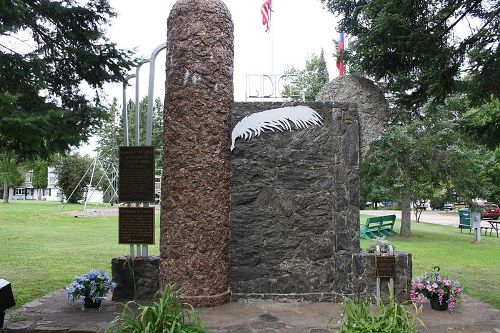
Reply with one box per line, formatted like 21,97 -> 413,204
360,215 -> 397,239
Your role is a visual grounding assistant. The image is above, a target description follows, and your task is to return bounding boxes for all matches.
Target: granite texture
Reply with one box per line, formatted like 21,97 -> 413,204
111,256 -> 160,301
230,102 -> 363,301
160,0 -> 233,307
316,75 -> 388,161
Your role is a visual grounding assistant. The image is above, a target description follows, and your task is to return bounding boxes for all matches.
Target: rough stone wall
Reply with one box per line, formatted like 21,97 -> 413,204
352,252 -> 412,302
112,256 -> 160,301
230,102 -> 361,300
316,75 -> 388,160
160,0 -> 233,307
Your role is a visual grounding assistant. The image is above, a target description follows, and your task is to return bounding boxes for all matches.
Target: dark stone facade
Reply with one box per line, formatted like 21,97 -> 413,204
160,0 -> 233,307
111,256 -> 160,301
230,101 -> 411,301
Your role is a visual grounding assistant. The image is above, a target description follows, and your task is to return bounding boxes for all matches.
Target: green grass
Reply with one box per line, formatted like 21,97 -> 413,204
0,201 -> 159,308
1,202 -> 498,310
360,214 -> 500,309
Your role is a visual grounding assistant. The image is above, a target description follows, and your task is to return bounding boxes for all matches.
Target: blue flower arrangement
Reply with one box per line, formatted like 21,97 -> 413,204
66,269 -> 116,309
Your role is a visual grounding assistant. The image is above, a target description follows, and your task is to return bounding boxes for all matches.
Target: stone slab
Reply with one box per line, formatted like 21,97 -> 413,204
4,289 -> 499,333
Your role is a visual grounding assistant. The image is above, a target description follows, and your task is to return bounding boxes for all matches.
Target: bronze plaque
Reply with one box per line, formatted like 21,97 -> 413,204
119,207 -> 155,244
375,255 -> 396,278
119,146 -> 155,202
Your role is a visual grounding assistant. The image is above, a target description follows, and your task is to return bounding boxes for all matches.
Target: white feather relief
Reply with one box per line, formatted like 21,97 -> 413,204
231,106 -> 323,151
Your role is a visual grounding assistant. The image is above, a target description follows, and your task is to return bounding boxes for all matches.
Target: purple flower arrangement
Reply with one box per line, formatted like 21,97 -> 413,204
66,269 -> 116,310
410,268 -> 462,311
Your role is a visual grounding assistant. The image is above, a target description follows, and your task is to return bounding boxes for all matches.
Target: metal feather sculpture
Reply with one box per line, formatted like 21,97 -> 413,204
231,105 -> 323,151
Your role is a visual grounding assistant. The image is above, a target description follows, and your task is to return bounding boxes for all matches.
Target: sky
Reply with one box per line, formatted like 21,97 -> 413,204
78,0 -> 340,155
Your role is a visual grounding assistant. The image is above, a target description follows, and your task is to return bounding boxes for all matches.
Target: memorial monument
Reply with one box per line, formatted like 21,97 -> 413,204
113,0 -> 411,306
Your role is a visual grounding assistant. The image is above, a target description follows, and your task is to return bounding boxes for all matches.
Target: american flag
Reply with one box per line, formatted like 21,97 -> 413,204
336,32 -> 345,76
261,0 -> 272,32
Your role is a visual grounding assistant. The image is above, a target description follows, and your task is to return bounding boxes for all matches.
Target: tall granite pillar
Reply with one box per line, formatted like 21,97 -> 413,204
160,0 -> 233,307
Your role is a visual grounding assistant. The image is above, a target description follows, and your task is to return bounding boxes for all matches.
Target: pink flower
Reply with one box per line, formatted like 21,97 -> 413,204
432,283 -> 438,289
426,285 -> 434,292
444,280 -> 451,286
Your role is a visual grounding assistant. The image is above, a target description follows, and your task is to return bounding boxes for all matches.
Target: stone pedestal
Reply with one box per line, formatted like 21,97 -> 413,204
160,0 -> 233,307
111,256 -> 160,301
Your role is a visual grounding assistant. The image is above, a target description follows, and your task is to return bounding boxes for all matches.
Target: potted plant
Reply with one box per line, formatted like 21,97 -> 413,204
66,269 -> 116,310
409,266 -> 462,311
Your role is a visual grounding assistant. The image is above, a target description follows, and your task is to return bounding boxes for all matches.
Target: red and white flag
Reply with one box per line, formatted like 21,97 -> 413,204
336,32 -> 345,76
261,0 -> 272,32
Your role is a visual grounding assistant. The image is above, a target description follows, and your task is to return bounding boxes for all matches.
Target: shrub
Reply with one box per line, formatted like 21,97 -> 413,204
105,284 -> 208,333
335,294 -> 422,333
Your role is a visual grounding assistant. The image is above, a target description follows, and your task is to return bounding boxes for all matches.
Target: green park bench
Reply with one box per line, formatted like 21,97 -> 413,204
360,215 -> 398,239
458,210 -> 472,233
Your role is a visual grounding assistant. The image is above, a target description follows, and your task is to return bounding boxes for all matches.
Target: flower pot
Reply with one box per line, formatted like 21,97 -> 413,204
83,298 -> 101,309
430,294 -> 448,311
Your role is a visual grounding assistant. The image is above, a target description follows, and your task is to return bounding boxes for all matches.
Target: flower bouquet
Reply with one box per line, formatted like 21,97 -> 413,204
66,269 -> 116,310
410,266 -> 462,311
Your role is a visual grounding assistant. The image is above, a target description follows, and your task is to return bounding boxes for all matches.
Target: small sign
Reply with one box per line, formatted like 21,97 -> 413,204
119,207 -> 155,244
119,146 -> 155,202
375,255 -> 396,278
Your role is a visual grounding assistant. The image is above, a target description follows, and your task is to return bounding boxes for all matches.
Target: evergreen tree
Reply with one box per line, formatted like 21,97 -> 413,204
320,0 -> 499,112
282,50 -> 330,101
0,0 -> 134,161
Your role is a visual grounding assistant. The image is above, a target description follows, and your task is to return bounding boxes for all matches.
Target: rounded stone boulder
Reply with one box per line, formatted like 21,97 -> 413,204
316,75 -> 388,160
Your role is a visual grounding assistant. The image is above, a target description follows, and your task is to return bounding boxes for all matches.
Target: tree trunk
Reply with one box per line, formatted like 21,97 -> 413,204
400,189 -> 412,237
3,181 -> 9,203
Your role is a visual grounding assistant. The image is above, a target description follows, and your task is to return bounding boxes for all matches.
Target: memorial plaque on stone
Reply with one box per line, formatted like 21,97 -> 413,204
375,255 -> 396,278
119,207 -> 155,244
119,146 -> 155,202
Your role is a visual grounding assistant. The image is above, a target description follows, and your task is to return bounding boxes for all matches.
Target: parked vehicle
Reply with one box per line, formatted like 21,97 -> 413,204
443,203 -> 454,211
481,203 -> 500,220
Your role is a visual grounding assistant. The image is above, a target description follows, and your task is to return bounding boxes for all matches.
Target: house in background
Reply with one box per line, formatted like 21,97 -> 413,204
9,167 -> 61,201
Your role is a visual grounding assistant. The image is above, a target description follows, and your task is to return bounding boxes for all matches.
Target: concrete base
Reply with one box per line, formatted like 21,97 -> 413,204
3,289 -> 500,333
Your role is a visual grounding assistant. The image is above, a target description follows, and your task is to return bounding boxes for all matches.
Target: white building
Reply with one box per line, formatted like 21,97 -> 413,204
8,167 -> 61,201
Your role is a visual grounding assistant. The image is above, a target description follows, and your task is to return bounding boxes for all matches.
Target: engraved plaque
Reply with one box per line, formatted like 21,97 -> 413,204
375,255 -> 396,278
119,207 -> 155,244
119,146 -> 155,202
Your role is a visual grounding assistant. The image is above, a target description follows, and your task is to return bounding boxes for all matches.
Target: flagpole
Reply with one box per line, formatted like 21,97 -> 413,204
271,1 -> 275,74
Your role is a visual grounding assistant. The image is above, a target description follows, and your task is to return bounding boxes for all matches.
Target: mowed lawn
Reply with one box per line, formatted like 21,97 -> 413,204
360,214 -> 500,309
0,202 -> 498,309
0,201 -> 160,307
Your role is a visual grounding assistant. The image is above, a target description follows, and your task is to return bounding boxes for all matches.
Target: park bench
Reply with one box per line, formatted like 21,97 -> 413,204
360,215 -> 397,239
458,210 -> 494,235
458,210 -> 472,233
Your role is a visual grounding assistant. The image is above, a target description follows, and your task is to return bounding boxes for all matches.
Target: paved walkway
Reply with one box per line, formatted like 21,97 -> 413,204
361,209 -> 461,227
4,289 -> 500,332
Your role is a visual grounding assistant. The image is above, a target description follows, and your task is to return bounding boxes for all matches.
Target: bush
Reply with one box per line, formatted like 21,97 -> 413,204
335,294 -> 422,333
105,285 -> 208,333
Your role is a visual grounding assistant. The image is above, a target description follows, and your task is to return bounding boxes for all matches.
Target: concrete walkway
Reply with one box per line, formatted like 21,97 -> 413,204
4,289 -> 500,332
362,209 -> 460,227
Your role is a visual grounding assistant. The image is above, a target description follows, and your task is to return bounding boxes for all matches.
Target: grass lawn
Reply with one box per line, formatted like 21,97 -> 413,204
0,201 -> 159,308
360,214 -> 500,309
1,202 -> 498,310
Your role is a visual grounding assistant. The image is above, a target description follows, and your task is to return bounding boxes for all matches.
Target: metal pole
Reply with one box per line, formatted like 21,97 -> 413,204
388,245 -> 395,298
123,74 -> 136,147
135,60 -> 150,146
375,245 -> 381,306
83,156 -> 98,211
146,43 -> 167,145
